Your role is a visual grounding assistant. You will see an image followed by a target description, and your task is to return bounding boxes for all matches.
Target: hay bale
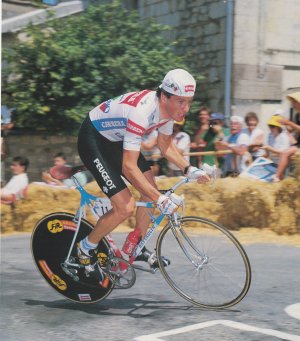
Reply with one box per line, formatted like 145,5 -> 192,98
1,177 -> 299,235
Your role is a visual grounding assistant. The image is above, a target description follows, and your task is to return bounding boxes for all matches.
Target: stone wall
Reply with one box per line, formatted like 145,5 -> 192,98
135,0 -> 227,110
3,133 -> 79,182
126,0 -> 300,115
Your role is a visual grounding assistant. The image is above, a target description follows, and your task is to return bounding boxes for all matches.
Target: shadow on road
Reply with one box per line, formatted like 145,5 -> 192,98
23,297 -> 240,318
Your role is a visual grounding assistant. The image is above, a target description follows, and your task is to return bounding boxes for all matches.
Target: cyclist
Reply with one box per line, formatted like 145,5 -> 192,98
77,69 -> 215,275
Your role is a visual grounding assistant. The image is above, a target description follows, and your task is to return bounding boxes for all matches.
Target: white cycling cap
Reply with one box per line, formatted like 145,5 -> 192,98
160,69 -> 196,97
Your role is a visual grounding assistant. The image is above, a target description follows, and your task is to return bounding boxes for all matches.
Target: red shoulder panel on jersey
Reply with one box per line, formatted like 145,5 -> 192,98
120,90 -> 152,107
126,119 -> 146,136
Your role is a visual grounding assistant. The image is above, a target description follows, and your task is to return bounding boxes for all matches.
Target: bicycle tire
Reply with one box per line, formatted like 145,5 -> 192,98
156,216 -> 251,309
31,212 -> 114,303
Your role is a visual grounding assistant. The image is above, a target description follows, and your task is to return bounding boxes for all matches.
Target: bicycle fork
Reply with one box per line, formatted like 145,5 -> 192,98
170,219 -> 209,270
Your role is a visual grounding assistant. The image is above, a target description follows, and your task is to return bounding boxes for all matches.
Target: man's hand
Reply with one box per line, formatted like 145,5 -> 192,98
186,165 -> 216,183
157,193 -> 183,215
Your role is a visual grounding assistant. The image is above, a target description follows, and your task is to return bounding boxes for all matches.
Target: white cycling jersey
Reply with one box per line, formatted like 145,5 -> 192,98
89,90 -> 174,151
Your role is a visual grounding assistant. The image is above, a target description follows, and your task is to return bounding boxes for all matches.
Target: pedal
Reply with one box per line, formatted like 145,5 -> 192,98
132,264 -> 157,274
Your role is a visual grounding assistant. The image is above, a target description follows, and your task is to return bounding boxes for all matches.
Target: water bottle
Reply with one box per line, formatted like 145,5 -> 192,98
122,229 -> 141,255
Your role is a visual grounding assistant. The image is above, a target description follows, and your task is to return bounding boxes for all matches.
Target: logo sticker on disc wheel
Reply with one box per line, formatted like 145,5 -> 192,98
97,252 -> 108,266
47,219 -> 63,233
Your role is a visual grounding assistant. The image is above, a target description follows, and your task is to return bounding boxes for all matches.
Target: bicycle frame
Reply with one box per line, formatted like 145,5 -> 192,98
63,176 -> 192,271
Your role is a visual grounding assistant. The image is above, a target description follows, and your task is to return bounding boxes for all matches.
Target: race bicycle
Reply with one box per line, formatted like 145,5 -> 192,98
31,166 -> 251,309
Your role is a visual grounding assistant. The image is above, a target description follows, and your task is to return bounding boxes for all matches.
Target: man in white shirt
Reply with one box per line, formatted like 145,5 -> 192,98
242,112 -> 265,161
1,156 -> 29,204
167,120 -> 191,176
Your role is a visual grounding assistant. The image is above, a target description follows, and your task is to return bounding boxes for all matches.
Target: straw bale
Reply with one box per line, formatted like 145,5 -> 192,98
1,177 -> 299,235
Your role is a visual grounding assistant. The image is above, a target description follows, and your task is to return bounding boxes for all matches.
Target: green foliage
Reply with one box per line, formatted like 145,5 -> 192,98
3,1 -> 204,133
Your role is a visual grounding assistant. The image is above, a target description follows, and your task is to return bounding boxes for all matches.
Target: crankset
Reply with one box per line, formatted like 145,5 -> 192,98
105,257 -> 136,289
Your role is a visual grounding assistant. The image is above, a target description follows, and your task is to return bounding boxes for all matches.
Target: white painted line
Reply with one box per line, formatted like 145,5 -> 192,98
134,319 -> 300,341
285,303 -> 300,320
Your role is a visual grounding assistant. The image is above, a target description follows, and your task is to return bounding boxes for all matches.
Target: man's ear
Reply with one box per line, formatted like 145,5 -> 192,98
160,92 -> 168,104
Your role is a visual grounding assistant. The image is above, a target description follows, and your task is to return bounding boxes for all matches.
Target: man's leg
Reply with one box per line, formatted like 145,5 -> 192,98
132,170 -> 171,267
87,187 -> 135,244
134,169 -> 157,238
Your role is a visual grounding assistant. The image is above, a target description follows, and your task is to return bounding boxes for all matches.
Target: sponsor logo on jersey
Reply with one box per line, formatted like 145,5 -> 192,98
92,118 -> 127,132
185,85 -> 195,93
99,99 -> 112,113
126,120 -> 145,136
120,90 -> 152,107
93,158 -> 116,190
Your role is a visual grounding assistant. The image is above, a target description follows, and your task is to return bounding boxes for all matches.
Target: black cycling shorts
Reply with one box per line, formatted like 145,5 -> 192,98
77,116 -> 151,198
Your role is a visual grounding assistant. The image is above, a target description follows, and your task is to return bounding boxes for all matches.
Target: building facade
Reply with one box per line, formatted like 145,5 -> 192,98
124,0 -> 300,125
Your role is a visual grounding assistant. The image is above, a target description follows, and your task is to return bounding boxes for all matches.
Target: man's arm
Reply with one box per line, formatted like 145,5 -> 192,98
122,149 -> 161,201
157,133 -> 190,172
279,118 -> 300,132
215,140 -> 248,156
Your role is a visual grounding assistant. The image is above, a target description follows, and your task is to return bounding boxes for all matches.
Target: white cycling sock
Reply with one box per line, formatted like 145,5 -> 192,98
80,237 -> 98,255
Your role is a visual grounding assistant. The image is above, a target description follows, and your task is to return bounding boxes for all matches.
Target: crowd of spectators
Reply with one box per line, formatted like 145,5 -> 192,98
1,91 -> 300,205
142,91 -> 300,182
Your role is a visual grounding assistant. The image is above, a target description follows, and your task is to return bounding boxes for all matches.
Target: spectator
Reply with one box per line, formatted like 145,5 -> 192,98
272,92 -> 300,181
167,120 -> 191,176
141,130 -> 161,176
1,103 -> 15,186
216,115 -> 250,176
279,91 -> 300,134
190,106 -> 211,166
261,115 -> 291,181
1,156 -> 29,204
201,113 -> 229,172
243,112 -> 265,161
42,152 -> 92,188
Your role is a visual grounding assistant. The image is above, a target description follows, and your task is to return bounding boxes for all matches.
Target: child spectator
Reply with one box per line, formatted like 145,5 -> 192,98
1,156 -> 29,204
42,152 -> 92,188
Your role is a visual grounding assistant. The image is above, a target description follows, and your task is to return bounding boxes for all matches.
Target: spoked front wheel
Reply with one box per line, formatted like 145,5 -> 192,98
156,216 -> 251,309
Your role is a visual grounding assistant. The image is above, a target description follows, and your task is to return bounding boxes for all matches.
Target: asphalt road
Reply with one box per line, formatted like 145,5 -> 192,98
1,233 -> 300,341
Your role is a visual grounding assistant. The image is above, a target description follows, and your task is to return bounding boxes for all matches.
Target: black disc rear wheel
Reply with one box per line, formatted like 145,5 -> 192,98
31,212 -> 114,303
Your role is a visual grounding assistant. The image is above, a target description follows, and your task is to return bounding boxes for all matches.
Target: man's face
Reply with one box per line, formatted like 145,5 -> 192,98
163,94 -> 193,122
230,121 -> 241,134
53,157 -> 66,166
247,118 -> 258,129
10,162 -> 25,175
198,110 -> 210,124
